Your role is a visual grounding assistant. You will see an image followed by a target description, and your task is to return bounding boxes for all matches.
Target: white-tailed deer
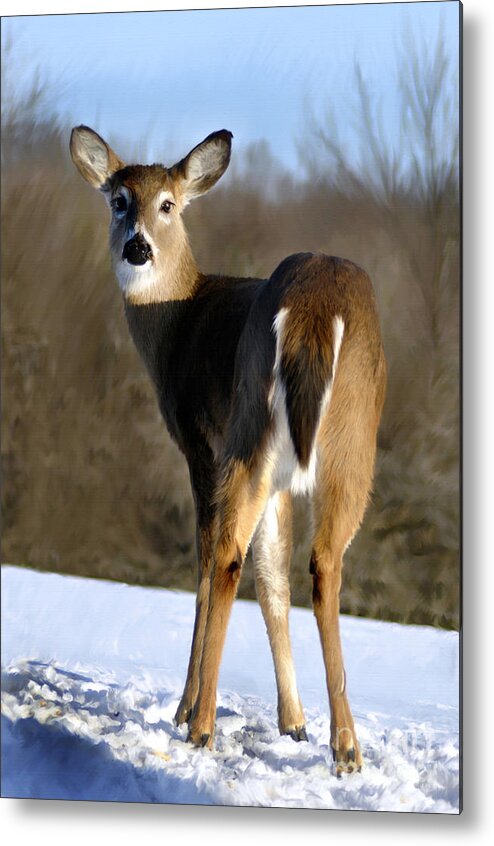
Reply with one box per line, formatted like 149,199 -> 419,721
70,125 -> 386,775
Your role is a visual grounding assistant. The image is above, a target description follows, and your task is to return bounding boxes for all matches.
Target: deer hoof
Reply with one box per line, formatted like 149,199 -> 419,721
285,725 -> 308,742
187,727 -> 213,749
174,702 -> 192,726
332,743 -> 362,776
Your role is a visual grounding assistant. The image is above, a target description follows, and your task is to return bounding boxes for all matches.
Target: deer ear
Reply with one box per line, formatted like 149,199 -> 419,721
174,130 -> 233,203
70,125 -> 125,189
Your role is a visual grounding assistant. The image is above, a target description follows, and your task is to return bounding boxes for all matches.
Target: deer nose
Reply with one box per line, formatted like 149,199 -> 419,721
122,234 -> 153,266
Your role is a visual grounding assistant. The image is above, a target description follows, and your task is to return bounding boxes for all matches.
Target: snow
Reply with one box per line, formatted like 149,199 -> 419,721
1,565 -> 460,812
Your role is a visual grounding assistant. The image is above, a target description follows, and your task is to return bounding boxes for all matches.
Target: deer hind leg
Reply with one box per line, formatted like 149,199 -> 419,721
311,411 -> 378,776
252,491 -> 306,741
187,459 -> 272,748
310,535 -> 361,776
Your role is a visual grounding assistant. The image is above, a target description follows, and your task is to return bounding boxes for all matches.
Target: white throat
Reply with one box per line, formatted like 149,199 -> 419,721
113,258 -> 160,297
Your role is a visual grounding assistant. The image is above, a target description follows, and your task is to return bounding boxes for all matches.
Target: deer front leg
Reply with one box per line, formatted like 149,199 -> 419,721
175,446 -> 217,726
187,460 -> 271,748
186,536 -> 241,748
175,521 -> 215,725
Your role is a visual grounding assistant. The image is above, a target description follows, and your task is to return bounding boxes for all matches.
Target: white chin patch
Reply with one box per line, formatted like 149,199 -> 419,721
114,259 -> 159,296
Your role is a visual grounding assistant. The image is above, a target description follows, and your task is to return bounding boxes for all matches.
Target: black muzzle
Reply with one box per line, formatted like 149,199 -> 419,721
122,234 -> 153,266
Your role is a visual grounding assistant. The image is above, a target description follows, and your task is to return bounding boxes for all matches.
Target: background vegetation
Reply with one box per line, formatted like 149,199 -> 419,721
1,36 -> 460,629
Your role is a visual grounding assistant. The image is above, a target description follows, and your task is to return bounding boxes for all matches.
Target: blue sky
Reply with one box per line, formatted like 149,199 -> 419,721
3,2 -> 460,171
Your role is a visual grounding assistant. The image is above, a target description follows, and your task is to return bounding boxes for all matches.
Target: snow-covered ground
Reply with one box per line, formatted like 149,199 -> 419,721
1,565 -> 460,812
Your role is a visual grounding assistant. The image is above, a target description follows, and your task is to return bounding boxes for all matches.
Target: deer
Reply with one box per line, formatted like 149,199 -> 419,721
70,125 -> 386,776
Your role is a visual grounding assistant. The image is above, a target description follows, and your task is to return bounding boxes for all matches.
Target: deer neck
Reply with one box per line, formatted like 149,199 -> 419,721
123,293 -> 192,439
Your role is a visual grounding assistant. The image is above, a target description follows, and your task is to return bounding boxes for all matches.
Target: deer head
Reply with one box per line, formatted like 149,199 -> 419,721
70,126 -> 233,303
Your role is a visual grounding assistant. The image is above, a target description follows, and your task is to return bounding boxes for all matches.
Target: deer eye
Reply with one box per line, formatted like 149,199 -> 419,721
160,199 -> 174,214
111,196 -> 127,215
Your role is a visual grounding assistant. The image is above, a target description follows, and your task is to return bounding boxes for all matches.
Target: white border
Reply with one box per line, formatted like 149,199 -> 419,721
2,0 -> 494,840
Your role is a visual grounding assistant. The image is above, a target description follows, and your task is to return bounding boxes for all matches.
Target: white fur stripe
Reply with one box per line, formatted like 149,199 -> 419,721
316,315 -> 345,428
332,315 -> 345,386
267,309 -> 345,497
253,493 -> 290,618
